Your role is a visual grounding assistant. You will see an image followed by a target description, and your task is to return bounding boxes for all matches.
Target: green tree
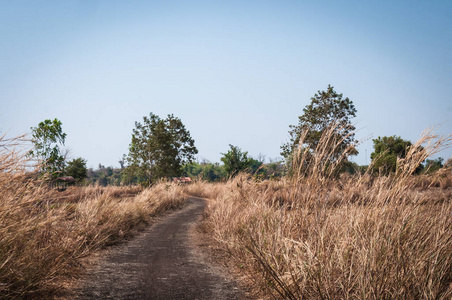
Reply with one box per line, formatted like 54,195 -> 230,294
281,85 -> 358,163
423,157 -> 444,173
28,118 -> 67,176
200,163 -> 226,181
183,161 -> 227,182
126,113 -> 198,185
221,144 -> 261,177
65,157 -> 88,182
370,136 -> 420,174
263,160 -> 285,179
182,162 -> 203,178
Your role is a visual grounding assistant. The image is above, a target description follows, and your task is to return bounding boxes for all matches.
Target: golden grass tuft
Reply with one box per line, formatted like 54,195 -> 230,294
181,179 -> 225,200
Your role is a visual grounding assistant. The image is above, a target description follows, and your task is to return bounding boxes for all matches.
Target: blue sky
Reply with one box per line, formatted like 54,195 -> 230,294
1,0 -> 451,168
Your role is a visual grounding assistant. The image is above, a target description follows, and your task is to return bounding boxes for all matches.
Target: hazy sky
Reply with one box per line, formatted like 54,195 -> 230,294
1,0 -> 451,168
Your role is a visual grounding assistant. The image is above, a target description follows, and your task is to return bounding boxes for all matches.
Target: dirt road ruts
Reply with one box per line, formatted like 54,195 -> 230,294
74,197 -> 242,300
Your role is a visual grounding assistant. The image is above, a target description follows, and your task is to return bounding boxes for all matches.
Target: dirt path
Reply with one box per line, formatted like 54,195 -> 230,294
74,197 -> 242,300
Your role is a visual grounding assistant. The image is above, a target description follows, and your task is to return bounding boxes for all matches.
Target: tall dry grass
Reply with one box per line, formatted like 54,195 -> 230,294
0,135 -> 188,299
181,179 -> 225,200
201,127 -> 452,299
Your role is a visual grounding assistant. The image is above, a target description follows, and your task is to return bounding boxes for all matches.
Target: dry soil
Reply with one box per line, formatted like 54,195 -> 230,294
74,197 -> 243,300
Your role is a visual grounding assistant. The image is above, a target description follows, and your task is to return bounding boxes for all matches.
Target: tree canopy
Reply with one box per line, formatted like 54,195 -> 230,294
125,113 -> 198,185
65,157 -> 88,182
370,135 -> 421,174
28,118 -> 67,176
182,161 -> 226,182
423,157 -> 444,173
281,85 -> 357,163
220,144 -> 261,177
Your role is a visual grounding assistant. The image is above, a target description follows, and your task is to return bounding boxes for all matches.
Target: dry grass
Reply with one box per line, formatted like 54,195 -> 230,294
195,128 -> 452,299
181,179 -> 225,200
3,127 -> 452,299
0,135 -> 188,299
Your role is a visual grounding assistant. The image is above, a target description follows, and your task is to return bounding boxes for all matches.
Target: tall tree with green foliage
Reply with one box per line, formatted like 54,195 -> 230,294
125,113 -> 198,185
281,85 -> 358,163
370,136 -> 420,174
28,118 -> 67,176
221,144 -> 261,177
65,157 -> 88,182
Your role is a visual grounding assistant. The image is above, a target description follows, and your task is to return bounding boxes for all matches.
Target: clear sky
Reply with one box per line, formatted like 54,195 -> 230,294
1,0 -> 451,168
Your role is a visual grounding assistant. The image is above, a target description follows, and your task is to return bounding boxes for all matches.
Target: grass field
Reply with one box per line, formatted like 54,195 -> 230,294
1,130 -> 452,299
194,129 -> 452,299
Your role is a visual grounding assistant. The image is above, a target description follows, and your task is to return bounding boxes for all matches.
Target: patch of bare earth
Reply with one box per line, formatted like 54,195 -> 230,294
71,197 -> 243,300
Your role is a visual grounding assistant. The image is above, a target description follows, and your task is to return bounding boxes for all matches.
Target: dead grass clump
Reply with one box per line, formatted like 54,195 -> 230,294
413,168 -> 452,190
0,135 -> 188,299
183,180 -> 225,199
206,127 -> 452,299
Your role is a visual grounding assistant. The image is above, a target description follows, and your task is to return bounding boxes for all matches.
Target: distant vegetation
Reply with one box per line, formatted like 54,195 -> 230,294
281,85 -> 358,168
65,157 -> 88,182
28,118 -> 67,176
26,90 -> 449,185
123,113 -> 198,186
86,164 -> 123,186
86,158 -> 286,186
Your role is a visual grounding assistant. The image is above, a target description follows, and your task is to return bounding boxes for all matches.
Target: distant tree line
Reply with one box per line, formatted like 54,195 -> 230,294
27,86 -> 450,186
84,157 -> 285,186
